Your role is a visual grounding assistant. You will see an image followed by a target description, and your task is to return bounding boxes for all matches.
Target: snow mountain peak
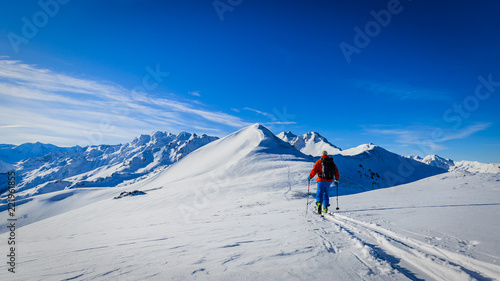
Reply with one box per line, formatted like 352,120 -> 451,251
145,123 -> 310,191
277,130 -> 341,156
340,143 -> 380,156
276,131 -> 297,143
409,154 -> 500,174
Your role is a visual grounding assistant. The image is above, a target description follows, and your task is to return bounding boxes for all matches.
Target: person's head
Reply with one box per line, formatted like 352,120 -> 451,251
322,150 -> 328,156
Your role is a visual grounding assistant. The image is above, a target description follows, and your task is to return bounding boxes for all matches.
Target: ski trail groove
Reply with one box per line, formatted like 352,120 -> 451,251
326,213 -> 500,281
317,215 -> 398,279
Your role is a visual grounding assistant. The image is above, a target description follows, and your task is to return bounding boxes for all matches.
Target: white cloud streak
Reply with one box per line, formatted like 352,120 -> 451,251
355,80 -> 451,101
366,123 -> 491,153
0,59 -> 250,146
243,107 -> 275,118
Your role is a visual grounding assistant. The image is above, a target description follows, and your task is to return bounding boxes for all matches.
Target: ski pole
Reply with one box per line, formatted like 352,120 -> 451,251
336,181 -> 339,210
306,178 -> 310,215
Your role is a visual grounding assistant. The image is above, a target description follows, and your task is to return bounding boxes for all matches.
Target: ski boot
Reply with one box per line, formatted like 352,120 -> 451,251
316,202 -> 322,215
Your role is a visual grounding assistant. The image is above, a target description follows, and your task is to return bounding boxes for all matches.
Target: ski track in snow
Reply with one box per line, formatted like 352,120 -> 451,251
324,212 -> 500,281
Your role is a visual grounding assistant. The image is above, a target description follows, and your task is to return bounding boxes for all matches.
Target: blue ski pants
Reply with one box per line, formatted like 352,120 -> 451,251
316,180 -> 330,207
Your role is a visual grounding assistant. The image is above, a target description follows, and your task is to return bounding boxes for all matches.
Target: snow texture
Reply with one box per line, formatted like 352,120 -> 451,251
0,124 -> 499,280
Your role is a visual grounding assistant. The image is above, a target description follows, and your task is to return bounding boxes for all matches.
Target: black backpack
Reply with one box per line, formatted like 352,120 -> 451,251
320,157 -> 336,180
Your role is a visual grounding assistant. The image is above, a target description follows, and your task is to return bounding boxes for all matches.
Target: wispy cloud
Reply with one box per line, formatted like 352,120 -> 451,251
355,80 -> 451,101
438,123 -> 491,142
365,123 -> 491,153
243,107 -> 297,132
243,107 -> 275,118
0,59 -> 250,146
0,125 -> 29,129
188,91 -> 201,97
243,107 -> 298,125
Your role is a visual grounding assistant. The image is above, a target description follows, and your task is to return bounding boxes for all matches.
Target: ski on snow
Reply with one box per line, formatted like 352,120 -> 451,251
316,211 -> 338,217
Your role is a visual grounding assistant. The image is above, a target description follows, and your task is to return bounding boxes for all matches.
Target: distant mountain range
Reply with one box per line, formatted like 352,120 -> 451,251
0,132 -> 218,197
0,142 -> 75,164
1,125 -> 498,200
276,130 -> 500,175
407,154 -> 500,174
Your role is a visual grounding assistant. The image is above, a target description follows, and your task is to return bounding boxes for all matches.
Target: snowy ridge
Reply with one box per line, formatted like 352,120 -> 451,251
1,126 -> 454,199
276,131 -> 297,143
150,123 -> 309,186
333,144 -> 446,190
408,154 -> 500,174
277,131 -> 342,156
0,131 -> 218,197
453,160 -> 500,174
276,137 -> 447,190
340,143 -> 378,156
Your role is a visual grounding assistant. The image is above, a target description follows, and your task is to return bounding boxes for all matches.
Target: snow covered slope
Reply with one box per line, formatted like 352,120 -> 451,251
277,136 -> 447,190
0,131 -> 218,197
408,154 -> 500,174
453,160 -> 500,173
326,171 -> 500,280
0,160 -> 15,173
277,131 -> 342,156
1,124 -> 499,280
144,124 -> 311,194
334,144 -> 447,190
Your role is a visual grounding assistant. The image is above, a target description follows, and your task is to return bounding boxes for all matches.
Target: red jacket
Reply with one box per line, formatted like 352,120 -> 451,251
309,155 -> 339,182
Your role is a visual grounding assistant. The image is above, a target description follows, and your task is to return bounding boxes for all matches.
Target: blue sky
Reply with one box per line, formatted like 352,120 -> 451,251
0,0 -> 499,162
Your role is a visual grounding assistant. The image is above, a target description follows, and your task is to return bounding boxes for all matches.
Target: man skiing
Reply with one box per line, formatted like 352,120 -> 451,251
308,151 -> 339,214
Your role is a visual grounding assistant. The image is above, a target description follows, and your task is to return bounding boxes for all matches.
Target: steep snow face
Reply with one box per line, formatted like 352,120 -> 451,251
409,154 -> 500,174
333,144 -> 446,189
422,155 -> 455,170
278,131 -> 342,156
277,139 -> 446,190
151,124 -> 309,186
0,132 -> 218,197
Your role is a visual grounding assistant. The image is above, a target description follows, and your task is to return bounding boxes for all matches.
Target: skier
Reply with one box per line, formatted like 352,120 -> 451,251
307,151 -> 339,214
